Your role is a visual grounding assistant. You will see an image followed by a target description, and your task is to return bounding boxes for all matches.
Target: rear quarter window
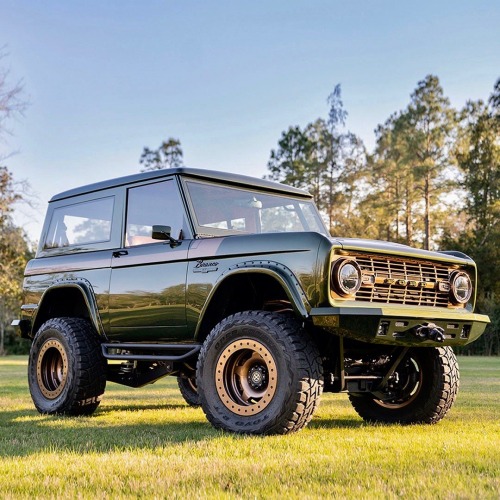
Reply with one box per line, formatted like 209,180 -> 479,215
43,196 -> 115,251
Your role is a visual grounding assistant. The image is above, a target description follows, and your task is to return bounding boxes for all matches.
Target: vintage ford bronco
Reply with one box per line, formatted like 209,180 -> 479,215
13,168 -> 490,434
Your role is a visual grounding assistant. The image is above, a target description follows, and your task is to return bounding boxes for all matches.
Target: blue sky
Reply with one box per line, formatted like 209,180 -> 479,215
2,0 -> 499,240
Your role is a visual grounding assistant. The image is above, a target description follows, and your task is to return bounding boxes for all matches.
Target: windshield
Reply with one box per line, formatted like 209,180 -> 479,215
185,180 -> 328,237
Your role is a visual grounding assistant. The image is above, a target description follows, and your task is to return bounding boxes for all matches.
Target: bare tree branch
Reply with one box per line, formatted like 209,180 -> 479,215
0,46 -> 28,140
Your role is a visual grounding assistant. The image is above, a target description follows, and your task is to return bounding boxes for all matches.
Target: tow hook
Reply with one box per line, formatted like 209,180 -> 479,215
414,323 -> 446,342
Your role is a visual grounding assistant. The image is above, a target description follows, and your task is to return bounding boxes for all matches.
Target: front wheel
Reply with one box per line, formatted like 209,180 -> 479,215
28,317 -> 107,416
349,346 -> 459,424
197,311 -> 324,435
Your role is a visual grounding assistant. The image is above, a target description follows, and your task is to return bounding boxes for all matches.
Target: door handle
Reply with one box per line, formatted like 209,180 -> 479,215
112,250 -> 128,258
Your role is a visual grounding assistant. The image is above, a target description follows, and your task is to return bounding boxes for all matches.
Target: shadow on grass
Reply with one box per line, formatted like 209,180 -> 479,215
0,407 -> 219,458
308,417 -> 364,430
0,403 -> 366,459
97,402 -> 189,413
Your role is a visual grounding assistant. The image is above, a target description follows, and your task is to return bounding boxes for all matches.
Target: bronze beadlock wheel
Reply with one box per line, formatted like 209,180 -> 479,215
216,339 -> 277,415
28,317 -> 106,416
197,311 -> 324,435
185,377 -> 197,393
36,339 -> 69,399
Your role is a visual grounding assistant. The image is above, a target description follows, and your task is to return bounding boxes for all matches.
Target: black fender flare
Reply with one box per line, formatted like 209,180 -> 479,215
31,278 -> 106,338
194,260 -> 311,340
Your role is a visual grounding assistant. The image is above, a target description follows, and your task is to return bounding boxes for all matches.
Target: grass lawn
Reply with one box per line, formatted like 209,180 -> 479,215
1,355 -> 499,499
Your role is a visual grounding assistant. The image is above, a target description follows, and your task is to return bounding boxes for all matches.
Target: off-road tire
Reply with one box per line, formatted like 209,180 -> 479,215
349,346 -> 459,424
28,317 -> 106,416
177,376 -> 200,407
197,311 -> 324,435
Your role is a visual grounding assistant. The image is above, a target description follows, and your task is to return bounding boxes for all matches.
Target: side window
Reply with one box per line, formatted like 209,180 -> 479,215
126,180 -> 185,247
44,197 -> 114,249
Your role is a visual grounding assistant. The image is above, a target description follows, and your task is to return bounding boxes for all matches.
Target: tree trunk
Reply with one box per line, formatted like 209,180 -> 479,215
0,298 -> 4,355
0,322 -> 4,356
395,175 -> 400,240
424,172 -> 431,250
328,163 -> 335,228
405,185 -> 413,245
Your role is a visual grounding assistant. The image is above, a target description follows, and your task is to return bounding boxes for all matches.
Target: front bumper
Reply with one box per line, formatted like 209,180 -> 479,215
309,305 -> 490,347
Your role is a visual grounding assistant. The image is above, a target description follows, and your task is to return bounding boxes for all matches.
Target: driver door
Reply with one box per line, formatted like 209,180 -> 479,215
108,178 -> 191,342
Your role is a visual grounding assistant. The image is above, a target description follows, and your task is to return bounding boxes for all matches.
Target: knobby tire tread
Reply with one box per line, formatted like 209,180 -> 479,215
177,376 -> 201,407
30,317 -> 106,416
197,310 -> 324,435
349,346 -> 459,424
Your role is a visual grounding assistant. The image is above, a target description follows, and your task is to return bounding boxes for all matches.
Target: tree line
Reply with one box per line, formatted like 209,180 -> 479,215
0,58 -> 498,354
265,75 -> 499,355
0,49 -> 32,354
142,75 -> 499,355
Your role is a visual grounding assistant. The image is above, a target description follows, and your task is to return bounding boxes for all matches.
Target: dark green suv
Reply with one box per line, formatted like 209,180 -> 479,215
13,168 -> 490,434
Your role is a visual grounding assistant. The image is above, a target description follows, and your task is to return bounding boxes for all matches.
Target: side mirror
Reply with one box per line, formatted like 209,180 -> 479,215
152,225 -> 171,241
152,225 -> 180,248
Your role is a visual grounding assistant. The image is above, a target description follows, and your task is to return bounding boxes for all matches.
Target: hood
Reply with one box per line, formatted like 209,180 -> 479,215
329,237 -> 473,265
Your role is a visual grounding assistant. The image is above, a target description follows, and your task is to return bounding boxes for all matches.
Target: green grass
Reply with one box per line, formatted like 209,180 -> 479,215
1,356 -> 499,499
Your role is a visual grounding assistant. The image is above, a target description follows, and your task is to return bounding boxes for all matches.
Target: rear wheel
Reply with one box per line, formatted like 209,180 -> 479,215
349,346 -> 459,424
177,372 -> 200,407
197,311 -> 323,435
28,317 -> 106,416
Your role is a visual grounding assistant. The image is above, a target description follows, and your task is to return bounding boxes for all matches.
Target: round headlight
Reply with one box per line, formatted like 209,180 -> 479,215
333,259 -> 362,296
450,271 -> 472,304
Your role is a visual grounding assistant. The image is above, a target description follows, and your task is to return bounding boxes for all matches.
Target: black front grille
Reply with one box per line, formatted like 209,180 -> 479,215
353,254 -> 451,307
